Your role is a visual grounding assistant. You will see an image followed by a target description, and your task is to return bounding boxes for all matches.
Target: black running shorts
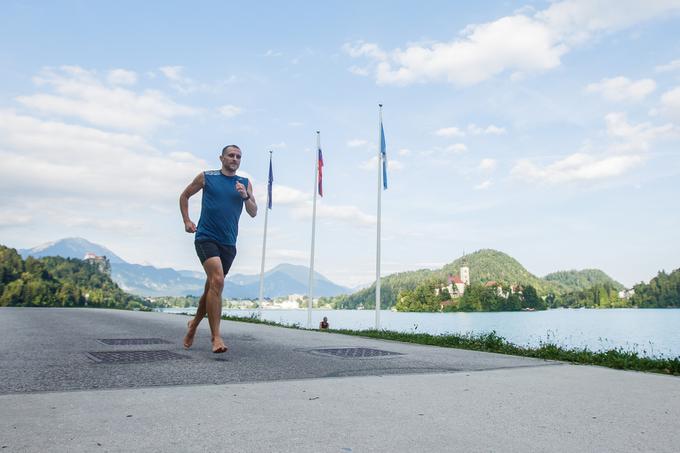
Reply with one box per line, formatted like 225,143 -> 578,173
194,240 -> 237,275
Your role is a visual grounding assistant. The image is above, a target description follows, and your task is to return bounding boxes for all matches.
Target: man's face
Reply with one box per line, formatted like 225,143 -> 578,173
220,148 -> 242,172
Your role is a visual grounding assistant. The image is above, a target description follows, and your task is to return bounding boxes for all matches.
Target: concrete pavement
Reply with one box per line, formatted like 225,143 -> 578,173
1,307 -> 678,452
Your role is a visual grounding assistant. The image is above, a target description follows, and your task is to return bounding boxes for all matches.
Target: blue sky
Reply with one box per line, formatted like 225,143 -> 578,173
1,0 -> 679,288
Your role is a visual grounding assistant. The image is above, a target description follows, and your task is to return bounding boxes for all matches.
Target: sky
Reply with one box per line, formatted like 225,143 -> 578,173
1,0 -> 679,289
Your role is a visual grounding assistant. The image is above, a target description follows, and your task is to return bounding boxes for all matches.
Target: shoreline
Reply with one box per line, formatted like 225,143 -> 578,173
203,312 -> 680,376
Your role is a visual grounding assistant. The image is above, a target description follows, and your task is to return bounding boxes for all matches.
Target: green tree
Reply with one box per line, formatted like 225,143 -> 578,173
522,285 -> 545,310
459,285 -> 482,311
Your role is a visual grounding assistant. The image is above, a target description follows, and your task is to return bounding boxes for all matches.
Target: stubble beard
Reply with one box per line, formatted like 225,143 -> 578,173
222,161 -> 239,175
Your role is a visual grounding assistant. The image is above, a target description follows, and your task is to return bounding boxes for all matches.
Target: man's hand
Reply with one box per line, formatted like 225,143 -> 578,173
235,180 -> 248,199
184,220 -> 197,233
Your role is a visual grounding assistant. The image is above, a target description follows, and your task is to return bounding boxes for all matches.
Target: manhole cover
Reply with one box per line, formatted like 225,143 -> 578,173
97,338 -> 171,345
310,348 -> 401,358
87,350 -> 189,364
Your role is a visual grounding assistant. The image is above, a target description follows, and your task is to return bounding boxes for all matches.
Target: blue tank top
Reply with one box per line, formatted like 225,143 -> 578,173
195,170 -> 248,246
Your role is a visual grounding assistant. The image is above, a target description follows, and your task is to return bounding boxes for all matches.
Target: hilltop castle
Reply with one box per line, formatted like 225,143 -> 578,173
83,252 -> 111,275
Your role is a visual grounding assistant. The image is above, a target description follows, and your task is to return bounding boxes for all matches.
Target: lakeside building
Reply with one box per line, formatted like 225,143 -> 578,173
484,281 -> 507,298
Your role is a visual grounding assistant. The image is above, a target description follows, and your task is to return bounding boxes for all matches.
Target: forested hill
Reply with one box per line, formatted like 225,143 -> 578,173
333,249 -> 559,309
441,249 -> 556,292
544,269 -> 624,292
630,268 -> 680,308
0,245 -> 147,309
333,268 -> 437,310
330,249 -> 624,310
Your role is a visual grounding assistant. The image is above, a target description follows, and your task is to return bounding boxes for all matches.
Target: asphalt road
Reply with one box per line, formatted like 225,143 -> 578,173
0,307 -> 552,394
1,307 -> 679,452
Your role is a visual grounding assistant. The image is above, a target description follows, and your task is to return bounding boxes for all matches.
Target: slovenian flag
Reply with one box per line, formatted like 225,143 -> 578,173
267,153 -> 273,209
318,147 -> 324,197
380,120 -> 387,190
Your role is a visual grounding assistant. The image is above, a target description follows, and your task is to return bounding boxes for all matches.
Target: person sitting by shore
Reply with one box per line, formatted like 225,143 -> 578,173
319,317 -> 329,330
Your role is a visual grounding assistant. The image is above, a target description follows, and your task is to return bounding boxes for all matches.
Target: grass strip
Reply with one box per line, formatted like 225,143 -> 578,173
215,313 -> 680,376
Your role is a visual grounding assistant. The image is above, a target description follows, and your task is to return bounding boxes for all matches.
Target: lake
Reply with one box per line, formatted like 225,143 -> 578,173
161,307 -> 680,358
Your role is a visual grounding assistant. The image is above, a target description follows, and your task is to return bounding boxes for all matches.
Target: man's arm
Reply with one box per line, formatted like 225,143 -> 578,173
179,172 -> 205,233
244,180 -> 257,218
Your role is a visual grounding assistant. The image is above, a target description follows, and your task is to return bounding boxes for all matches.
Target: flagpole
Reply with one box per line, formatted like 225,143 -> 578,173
308,131 -> 320,329
258,150 -> 272,308
375,105 -> 383,330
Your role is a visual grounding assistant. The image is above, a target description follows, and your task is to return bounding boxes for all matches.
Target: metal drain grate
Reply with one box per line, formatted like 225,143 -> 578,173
87,350 -> 189,364
310,347 -> 401,358
97,338 -> 171,346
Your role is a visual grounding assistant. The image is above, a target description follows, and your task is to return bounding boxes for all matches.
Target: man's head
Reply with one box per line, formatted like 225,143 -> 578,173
220,144 -> 242,174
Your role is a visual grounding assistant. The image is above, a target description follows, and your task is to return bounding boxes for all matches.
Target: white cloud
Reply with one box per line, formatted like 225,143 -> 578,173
605,112 -> 675,151
315,204 -> 376,226
398,148 -> 412,156
158,65 -> 235,94
468,124 -> 506,135
269,185 -> 310,205
0,110 -> 204,203
512,153 -> 643,183
0,209 -> 32,227
107,69 -> 138,85
444,143 -> 468,153
159,65 -> 200,94
269,142 -> 287,149
16,66 -> 196,132
435,127 -> 464,137
511,112 -> 675,185
655,59 -> 680,72
586,76 -> 656,102
60,217 -> 145,233
347,139 -> 368,148
264,49 -> 283,57
159,66 -> 183,81
474,180 -> 492,190
344,0 -> 680,86
536,0 -> 680,44
218,104 -> 243,118
269,249 -> 308,261
437,124 -> 505,137
479,158 -> 497,171
265,184 -> 376,227
660,86 -> 680,121
359,156 -> 404,171
342,42 -> 388,61
348,66 -> 370,76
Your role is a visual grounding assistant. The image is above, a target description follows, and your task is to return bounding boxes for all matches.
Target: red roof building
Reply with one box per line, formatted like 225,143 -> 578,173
449,275 -> 464,284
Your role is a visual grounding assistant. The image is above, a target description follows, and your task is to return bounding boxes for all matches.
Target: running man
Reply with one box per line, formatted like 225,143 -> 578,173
179,144 -> 257,353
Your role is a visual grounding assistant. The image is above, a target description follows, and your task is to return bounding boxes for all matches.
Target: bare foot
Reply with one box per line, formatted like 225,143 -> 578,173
211,337 -> 228,354
184,320 -> 197,349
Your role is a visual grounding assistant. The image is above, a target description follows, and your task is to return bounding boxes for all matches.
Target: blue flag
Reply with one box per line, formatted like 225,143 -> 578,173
267,154 -> 273,209
380,121 -> 387,190
318,148 -> 324,197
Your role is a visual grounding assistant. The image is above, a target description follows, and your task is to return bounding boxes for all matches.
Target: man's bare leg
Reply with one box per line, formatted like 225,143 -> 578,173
201,257 -> 227,353
184,281 -> 209,349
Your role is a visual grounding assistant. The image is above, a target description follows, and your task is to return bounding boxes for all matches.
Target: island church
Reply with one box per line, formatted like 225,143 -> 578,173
436,265 -> 470,298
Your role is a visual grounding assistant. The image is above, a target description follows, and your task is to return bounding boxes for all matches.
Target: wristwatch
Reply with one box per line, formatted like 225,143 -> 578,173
242,194 -> 250,201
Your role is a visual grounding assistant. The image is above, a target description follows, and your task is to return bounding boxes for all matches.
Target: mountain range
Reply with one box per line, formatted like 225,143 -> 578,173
18,238 -> 351,298
17,239 -> 625,305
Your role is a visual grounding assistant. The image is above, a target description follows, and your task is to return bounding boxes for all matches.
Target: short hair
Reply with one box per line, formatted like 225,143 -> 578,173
221,144 -> 241,155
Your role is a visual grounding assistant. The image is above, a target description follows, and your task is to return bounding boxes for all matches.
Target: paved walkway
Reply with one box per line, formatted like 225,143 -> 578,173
1,308 -> 678,452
